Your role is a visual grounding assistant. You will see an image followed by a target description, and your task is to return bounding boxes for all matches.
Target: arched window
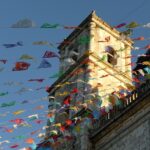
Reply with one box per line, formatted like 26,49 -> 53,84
69,44 -> 79,62
105,46 -> 118,65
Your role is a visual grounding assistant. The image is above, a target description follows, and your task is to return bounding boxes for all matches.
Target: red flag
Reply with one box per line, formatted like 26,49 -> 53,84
65,119 -> 72,125
10,144 -> 19,148
60,125 -> 66,131
132,78 -> 140,83
43,51 -> 59,58
10,118 -> 24,125
71,88 -> 78,94
13,62 -> 30,71
143,44 -> 150,49
63,95 -> 71,105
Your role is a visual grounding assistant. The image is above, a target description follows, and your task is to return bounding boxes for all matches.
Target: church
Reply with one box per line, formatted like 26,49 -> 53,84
36,11 -> 150,150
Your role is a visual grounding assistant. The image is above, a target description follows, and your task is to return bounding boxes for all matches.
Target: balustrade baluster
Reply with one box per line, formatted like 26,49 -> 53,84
89,80 -> 150,135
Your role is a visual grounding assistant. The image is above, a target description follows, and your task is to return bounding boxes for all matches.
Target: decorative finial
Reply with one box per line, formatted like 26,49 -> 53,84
91,10 -> 96,17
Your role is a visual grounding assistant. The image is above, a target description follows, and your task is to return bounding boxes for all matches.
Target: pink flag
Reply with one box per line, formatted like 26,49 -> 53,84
10,144 -> 19,148
132,78 -> 140,83
64,26 -> 81,29
10,118 -> 24,125
114,23 -> 126,28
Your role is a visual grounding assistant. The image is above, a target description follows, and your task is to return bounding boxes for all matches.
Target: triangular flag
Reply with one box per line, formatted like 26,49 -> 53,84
114,23 -> 126,28
0,59 -> 7,64
19,54 -> 34,60
41,23 -> 61,28
13,62 -> 30,71
38,59 -> 51,68
144,67 -> 150,74
25,138 -> 34,144
126,22 -> 139,28
132,36 -> 144,41
43,51 -> 59,58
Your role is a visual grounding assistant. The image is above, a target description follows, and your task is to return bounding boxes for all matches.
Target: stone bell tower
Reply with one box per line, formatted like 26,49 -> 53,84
57,10 -> 133,106
44,11 -> 134,150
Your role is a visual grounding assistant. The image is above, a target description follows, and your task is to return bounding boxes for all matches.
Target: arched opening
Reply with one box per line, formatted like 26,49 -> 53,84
105,46 -> 118,66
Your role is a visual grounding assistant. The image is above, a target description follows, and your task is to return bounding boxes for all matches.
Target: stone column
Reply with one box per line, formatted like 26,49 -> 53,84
80,123 -> 92,150
88,21 -> 96,52
125,45 -> 132,78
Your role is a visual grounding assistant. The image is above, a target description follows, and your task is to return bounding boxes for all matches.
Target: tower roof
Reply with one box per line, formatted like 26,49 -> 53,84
58,10 -> 133,50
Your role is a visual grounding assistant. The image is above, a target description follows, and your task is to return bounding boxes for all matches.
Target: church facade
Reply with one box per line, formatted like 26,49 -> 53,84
36,11 -> 150,150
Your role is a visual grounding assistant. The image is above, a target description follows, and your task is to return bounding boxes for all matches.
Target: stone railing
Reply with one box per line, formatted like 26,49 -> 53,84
37,80 -> 150,149
90,79 -> 150,137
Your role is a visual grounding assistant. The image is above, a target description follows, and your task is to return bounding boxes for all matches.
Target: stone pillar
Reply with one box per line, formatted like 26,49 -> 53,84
125,45 -> 132,78
80,123 -> 92,150
89,21 -> 96,52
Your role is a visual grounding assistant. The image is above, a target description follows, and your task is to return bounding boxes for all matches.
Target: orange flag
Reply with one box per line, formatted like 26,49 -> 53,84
25,138 -> 34,144
132,36 -> 144,41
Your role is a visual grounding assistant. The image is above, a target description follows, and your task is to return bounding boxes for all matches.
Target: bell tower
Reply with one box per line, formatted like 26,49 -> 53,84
56,11 -> 133,107
45,11 -> 134,150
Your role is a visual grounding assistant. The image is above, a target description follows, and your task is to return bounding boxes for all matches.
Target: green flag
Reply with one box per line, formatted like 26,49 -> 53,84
41,23 -> 61,28
126,22 -> 139,28
19,54 -> 34,60
0,92 -> 8,96
78,36 -> 91,44
49,71 -> 64,78
1,101 -> 16,107
100,55 -> 107,61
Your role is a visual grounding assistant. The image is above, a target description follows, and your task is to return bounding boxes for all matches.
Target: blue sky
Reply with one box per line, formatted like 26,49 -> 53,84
0,0 -> 150,149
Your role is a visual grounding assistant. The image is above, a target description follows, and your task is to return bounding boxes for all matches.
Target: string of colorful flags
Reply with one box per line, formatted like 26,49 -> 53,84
1,79 -> 150,149
1,18 -> 150,150
0,18 -> 150,29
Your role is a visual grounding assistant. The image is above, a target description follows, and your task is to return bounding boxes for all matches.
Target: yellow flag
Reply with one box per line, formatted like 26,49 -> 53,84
13,110 -> 25,115
75,125 -> 80,132
53,123 -> 61,127
142,61 -> 150,66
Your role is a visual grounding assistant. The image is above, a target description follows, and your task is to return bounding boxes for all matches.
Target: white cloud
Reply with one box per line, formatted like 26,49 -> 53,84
11,18 -> 36,28
143,23 -> 150,28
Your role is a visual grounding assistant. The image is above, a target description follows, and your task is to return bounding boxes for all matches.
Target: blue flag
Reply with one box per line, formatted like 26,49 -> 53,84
144,67 -> 150,74
38,59 -> 51,68
93,110 -> 100,119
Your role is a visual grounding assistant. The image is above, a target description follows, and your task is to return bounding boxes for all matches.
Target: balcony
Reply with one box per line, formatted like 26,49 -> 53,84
89,79 -> 150,139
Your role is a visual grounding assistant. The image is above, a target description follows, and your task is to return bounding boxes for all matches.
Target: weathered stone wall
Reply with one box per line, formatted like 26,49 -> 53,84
93,95 -> 150,150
